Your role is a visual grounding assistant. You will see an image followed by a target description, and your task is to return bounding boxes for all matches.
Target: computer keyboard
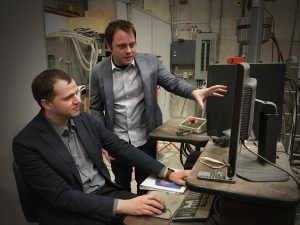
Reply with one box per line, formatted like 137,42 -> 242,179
172,190 -> 214,222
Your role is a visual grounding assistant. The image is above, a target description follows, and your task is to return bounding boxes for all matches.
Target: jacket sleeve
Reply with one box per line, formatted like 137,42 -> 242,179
85,113 -> 165,176
155,56 -> 197,99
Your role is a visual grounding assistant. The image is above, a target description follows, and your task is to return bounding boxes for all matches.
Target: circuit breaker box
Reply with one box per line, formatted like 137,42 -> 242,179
194,33 -> 218,80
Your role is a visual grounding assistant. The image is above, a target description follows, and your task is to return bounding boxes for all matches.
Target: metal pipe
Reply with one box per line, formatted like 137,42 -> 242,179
247,0 -> 264,63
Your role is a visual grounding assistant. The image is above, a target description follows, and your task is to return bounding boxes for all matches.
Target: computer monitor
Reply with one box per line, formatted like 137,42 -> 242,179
249,63 -> 286,140
207,63 -> 285,141
206,63 -> 256,141
207,63 -> 288,181
206,64 -> 236,137
207,63 -> 256,177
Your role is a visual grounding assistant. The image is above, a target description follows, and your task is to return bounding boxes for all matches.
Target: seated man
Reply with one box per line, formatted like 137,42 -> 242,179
12,69 -> 189,225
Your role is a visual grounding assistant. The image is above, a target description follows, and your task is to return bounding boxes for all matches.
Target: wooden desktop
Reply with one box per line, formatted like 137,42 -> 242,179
149,117 -> 210,152
125,117 -> 212,225
186,140 -> 300,225
125,118 -> 300,225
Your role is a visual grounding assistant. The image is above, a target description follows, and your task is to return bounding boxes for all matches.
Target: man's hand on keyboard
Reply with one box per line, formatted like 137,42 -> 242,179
116,194 -> 165,215
167,170 -> 190,186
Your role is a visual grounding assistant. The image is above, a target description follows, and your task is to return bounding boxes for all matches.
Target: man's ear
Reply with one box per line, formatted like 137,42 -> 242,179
41,99 -> 51,111
107,43 -> 112,52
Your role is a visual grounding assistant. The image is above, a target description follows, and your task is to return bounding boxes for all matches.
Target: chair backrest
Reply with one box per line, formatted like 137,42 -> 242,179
12,161 -> 38,223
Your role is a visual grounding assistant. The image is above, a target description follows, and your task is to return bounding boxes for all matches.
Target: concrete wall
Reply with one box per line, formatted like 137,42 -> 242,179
115,1 -> 173,121
261,0 -> 297,62
140,0 -> 296,117
143,0 -> 296,63
109,0 -> 297,118
0,0 -> 47,224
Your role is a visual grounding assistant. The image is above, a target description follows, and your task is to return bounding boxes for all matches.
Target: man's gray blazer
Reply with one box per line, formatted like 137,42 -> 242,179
90,53 -> 196,134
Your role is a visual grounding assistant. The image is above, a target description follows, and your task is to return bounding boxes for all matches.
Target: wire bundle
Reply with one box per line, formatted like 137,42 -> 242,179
47,28 -> 99,72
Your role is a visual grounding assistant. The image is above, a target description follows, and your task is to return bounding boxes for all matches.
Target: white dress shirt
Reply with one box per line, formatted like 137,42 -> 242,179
111,60 -> 147,147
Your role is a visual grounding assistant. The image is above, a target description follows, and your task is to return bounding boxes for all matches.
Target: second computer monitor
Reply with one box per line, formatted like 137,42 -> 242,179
249,63 -> 286,139
206,63 -> 256,177
206,63 -> 285,141
206,63 -> 256,141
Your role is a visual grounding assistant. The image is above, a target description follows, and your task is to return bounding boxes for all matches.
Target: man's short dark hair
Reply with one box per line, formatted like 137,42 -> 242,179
32,69 -> 72,108
105,19 -> 136,47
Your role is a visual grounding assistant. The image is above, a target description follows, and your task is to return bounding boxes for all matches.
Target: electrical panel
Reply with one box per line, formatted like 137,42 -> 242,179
171,40 -> 196,65
194,33 -> 218,80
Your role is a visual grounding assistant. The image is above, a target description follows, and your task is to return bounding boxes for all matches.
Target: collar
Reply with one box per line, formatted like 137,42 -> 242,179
111,57 -> 135,71
44,114 -> 76,137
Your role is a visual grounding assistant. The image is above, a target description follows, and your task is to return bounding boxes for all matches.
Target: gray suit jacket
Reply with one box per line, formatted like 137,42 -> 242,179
12,111 -> 164,225
90,53 -> 196,134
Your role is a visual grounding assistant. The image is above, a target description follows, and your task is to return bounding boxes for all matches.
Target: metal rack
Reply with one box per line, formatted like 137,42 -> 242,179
288,0 -> 300,64
285,0 -> 300,160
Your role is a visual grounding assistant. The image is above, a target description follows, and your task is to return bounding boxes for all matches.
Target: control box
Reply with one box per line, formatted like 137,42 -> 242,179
194,33 -> 218,80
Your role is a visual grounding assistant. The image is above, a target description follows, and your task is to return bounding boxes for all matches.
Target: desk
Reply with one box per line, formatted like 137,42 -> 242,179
125,216 -> 210,225
125,118 -> 212,225
149,117 -> 210,151
126,119 -> 299,225
186,140 -> 300,225
125,139 -> 300,225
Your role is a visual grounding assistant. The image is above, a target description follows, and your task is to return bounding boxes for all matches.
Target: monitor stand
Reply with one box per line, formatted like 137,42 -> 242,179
235,149 -> 288,182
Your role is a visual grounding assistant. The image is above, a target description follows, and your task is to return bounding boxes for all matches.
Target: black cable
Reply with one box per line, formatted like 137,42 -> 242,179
287,81 -> 295,154
160,208 -> 173,220
295,141 -> 300,155
179,144 -> 185,166
264,6 -> 285,63
169,0 -> 175,42
269,33 -> 284,62
264,6 -> 276,62
208,196 -> 221,225
242,141 -> 300,187
282,88 -> 293,140
286,76 -> 298,161
179,143 -> 199,167
282,76 -> 297,157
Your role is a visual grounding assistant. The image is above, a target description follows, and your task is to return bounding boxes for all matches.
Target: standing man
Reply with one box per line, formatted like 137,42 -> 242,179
90,20 -> 227,195
12,69 -> 189,225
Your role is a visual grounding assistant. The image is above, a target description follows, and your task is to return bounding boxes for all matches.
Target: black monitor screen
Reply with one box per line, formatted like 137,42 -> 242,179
206,63 -> 256,177
207,63 -> 285,140
249,63 -> 286,139
206,64 -> 237,137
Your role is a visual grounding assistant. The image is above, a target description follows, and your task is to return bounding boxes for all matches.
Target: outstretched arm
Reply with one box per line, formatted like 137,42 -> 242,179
192,85 -> 227,110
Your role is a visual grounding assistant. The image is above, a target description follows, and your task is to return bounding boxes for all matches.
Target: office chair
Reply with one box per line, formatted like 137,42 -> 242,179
12,160 -> 38,223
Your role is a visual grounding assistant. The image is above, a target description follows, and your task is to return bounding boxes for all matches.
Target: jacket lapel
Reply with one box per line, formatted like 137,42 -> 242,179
75,119 -> 100,162
135,54 -> 152,104
74,116 -> 111,180
135,54 -> 154,130
102,58 -> 115,118
37,113 -> 82,185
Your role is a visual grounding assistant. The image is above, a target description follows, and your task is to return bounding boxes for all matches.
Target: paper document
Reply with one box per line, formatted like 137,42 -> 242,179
140,169 -> 186,193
